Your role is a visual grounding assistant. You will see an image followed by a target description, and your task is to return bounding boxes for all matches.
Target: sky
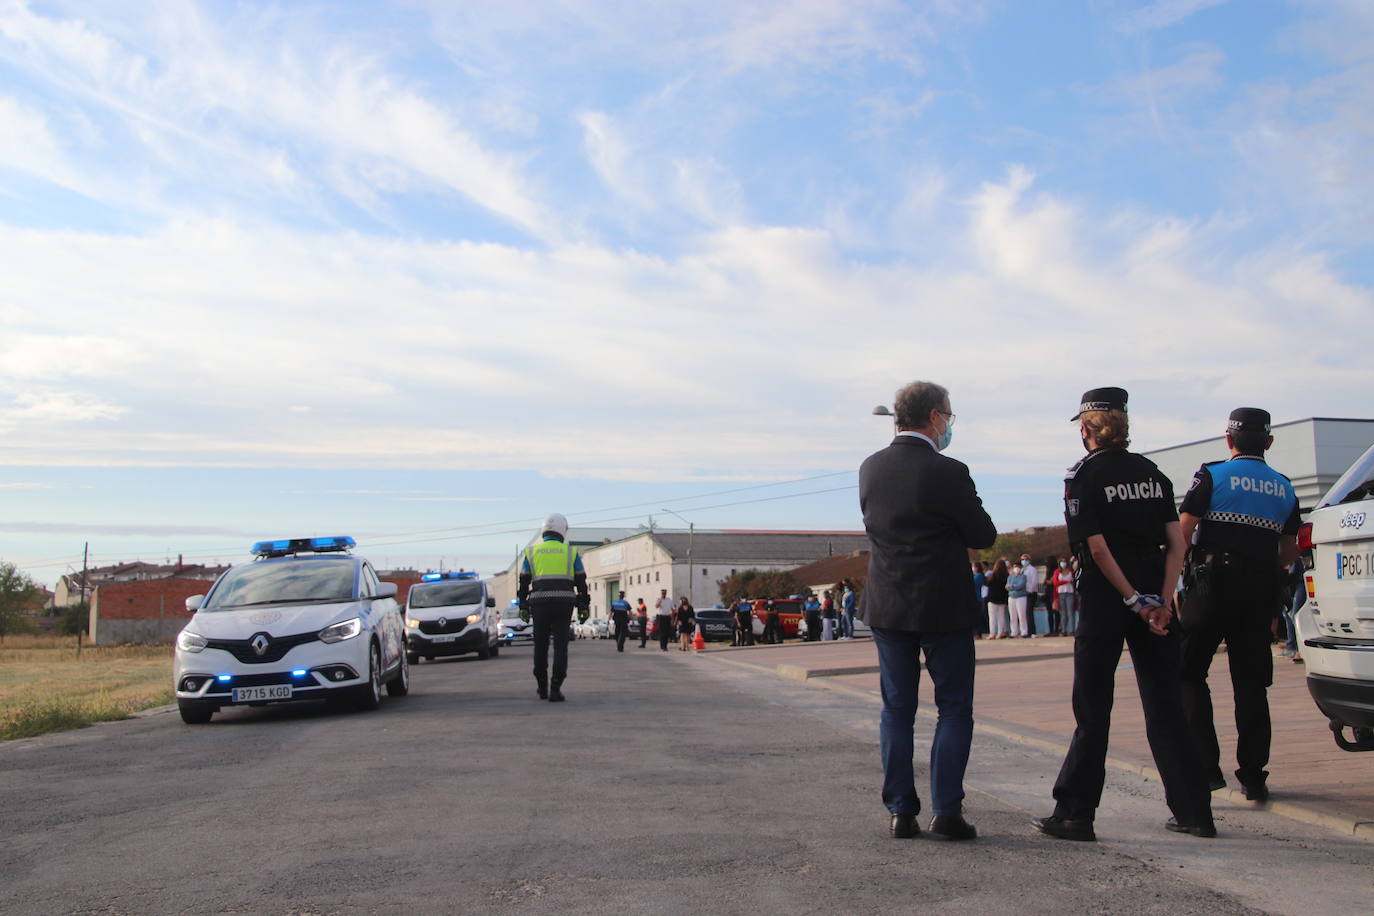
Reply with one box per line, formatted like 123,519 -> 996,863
1,0 -> 1372,586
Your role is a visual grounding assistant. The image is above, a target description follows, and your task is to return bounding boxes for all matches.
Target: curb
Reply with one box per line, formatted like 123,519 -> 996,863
697,652 -> 1374,843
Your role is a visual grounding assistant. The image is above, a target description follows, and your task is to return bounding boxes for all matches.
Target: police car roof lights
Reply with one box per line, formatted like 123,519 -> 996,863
251,536 -> 357,559
420,570 -> 478,581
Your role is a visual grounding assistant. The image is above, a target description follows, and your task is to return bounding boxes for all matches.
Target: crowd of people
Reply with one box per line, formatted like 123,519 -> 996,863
972,554 -> 1080,639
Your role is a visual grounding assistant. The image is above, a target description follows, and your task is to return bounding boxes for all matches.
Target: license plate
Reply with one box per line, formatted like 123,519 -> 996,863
1336,549 -> 1374,580
231,685 -> 292,702
431,634 -> 457,643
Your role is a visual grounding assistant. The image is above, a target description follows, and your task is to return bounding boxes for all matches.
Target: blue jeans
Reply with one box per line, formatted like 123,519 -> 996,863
839,611 -> 854,638
873,626 -> 976,817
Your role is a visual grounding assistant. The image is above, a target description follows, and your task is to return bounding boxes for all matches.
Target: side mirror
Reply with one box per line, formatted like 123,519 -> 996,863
486,596 -> 496,608
375,582 -> 398,599
186,594 -> 204,613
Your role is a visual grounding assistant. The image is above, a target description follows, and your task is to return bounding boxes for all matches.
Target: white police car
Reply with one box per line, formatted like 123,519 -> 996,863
1295,444 -> 1374,751
173,536 -> 408,724
405,570 -> 501,664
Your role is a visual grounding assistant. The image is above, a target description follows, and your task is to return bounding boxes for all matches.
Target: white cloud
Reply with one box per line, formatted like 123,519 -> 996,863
1118,0 -> 1230,33
0,163 -> 1368,482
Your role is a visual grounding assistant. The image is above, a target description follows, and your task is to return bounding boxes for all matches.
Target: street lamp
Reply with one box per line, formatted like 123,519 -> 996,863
659,508 -> 694,605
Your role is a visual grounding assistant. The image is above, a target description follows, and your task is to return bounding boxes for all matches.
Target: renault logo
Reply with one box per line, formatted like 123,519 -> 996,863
251,634 -> 271,656
437,617 -> 447,628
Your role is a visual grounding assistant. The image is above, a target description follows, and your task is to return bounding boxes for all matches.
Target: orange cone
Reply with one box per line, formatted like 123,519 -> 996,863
693,625 -> 706,652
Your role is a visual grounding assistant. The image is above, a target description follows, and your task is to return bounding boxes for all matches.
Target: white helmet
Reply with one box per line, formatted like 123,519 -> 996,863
542,513 -> 569,537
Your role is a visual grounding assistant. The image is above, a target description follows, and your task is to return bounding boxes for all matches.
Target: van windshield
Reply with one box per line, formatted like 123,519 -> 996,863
1320,444 -> 1374,508
409,581 -> 483,609
204,558 -> 356,610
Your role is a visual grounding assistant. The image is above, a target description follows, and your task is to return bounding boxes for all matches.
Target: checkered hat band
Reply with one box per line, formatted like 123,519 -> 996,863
1079,401 -> 1119,414
1204,510 -> 1283,533
1227,420 -> 1270,432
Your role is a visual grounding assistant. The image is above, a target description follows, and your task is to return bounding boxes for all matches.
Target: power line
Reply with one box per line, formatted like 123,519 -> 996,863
12,471 -> 860,572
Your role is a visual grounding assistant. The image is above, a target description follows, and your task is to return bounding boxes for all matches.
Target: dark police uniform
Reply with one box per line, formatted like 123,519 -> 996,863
733,600 -> 754,646
1045,388 -> 1212,834
610,593 -> 632,652
1178,408 -> 1299,796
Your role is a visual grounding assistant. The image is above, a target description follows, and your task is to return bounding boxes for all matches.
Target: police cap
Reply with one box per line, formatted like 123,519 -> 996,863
1227,407 -> 1271,434
1070,386 -> 1128,421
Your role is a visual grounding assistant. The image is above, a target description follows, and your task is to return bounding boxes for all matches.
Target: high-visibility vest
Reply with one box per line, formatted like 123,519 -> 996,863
524,539 -> 579,600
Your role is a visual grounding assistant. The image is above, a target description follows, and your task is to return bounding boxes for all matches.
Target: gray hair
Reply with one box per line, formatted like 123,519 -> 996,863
893,380 -> 949,431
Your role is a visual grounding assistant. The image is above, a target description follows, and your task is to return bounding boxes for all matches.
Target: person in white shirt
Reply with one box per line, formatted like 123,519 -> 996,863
654,589 -> 675,651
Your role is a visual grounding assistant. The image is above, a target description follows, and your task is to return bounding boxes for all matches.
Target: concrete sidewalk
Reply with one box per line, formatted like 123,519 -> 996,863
700,635 -> 1374,840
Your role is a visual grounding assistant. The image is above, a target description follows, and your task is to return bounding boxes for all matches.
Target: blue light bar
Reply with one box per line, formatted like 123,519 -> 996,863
420,570 -> 479,581
217,674 -> 232,682
291,669 -> 307,677
251,536 -> 356,558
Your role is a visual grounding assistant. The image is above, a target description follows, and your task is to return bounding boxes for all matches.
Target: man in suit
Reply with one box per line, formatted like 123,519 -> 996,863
860,380 -> 997,841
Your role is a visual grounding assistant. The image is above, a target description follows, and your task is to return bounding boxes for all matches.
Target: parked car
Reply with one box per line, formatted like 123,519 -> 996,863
173,536 -> 408,724
405,571 -> 500,664
695,607 -> 736,642
1295,442 -> 1374,751
748,598 -> 805,640
580,618 -> 609,639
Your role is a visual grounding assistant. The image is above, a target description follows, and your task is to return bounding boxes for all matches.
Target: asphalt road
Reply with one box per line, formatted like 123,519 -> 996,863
2,639 -> 1372,915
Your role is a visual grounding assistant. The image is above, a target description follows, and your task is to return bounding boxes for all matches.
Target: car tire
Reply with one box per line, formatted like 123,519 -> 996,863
178,700 -> 215,724
386,647 -> 410,697
407,652 -> 419,666
355,641 -> 383,711
490,643 -> 500,657
477,644 -> 491,660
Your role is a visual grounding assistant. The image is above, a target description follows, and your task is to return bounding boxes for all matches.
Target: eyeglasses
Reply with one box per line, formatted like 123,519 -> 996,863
939,411 -> 956,421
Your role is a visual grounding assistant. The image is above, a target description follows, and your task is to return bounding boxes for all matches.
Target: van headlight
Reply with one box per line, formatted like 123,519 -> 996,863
466,614 -> 481,624
177,630 -> 207,653
407,618 -> 422,629
319,617 -> 362,644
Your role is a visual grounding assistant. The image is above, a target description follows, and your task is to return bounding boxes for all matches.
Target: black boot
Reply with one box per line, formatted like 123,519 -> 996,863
535,677 -> 548,700
548,682 -> 565,703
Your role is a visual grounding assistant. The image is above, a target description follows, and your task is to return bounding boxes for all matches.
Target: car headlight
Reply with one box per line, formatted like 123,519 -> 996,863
319,617 -> 362,644
406,618 -> 422,629
465,614 -> 481,624
177,630 -> 207,653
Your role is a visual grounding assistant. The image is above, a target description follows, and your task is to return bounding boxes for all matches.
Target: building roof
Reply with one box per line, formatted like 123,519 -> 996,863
789,552 -> 870,586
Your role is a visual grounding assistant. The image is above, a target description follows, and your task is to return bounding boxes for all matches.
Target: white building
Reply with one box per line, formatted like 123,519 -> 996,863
1144,417 -> 1374,514
580,530 -> 871,617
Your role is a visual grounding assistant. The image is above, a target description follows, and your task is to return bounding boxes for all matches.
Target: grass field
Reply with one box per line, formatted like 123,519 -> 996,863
0,635 -> 174,740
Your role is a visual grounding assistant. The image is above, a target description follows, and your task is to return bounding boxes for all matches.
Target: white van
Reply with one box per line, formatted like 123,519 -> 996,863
1294,442 -> 1374,751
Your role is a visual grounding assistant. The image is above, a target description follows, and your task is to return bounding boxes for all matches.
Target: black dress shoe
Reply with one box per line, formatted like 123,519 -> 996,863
1165,817 -> 1217,837
536,682 -> 548,699
889,814 -> 919,838
928,815 -> 977,841
1032,815 -> 1095,842
548,687 -> 565,702
1207,773 -> 1226,792
1242,782 -> 1269,802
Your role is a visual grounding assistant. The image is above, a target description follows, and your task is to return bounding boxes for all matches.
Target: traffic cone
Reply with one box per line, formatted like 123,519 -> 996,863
693,625 -> 706,652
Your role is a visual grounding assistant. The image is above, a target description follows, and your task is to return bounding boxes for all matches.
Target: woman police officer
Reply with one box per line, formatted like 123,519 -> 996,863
1033,387 -> 1215,841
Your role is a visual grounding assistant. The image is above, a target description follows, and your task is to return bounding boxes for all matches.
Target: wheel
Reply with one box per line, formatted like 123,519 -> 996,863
489,643 -> 500,657
426,655 -> 434,662
477,643 -> 492,659
178,700 -> 214,724
354,641 -> 383,711
386,646 -> 410,697
407,652 -> 419,666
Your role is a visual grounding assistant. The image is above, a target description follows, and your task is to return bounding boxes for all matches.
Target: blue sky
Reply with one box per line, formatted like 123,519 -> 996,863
1,0 -> 1371,585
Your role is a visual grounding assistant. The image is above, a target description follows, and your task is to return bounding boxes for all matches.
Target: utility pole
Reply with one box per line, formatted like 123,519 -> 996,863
78,541 -> 88,657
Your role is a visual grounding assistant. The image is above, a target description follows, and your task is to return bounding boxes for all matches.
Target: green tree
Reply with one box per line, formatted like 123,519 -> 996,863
717,569 -> 809,605
0,561 -> 41,642
57,600 -> 90,636
980,531 -> 1032,565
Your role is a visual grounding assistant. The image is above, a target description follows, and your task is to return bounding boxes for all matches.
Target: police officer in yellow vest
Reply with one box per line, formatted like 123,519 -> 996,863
517,513 -> 590,702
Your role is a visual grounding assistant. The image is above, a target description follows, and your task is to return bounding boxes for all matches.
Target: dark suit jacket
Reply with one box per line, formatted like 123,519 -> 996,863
859,435 -> 997,632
